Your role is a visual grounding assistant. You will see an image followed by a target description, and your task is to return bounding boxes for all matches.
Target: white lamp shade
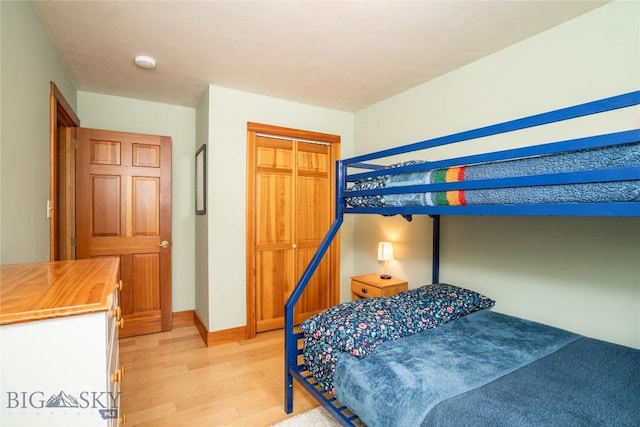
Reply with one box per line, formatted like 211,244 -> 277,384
377,242 -> 394,262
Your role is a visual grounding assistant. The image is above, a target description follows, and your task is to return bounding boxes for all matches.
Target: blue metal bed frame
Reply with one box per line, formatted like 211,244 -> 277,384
284,91 -> 640,426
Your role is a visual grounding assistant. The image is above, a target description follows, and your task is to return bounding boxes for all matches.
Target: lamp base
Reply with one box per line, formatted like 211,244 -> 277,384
380,274 -> 392,280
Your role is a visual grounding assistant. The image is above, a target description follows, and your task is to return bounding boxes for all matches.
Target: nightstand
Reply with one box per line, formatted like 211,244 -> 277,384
351,274 -> 408,301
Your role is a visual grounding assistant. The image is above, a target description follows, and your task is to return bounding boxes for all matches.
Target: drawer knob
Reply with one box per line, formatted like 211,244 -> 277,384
118,318 -> 125,328
111,306 -> 121,320
361,287 -> 368,294
119,413 -> 126,424
111,366 -> 125,384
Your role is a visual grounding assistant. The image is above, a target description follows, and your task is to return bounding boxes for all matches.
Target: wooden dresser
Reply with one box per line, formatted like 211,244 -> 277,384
0,258 -> 124,426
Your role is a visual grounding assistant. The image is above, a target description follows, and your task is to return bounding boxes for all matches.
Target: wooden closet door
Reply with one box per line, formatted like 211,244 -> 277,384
248,125 -> 339,335
294,142 -> 331,321
254,137 -> 296,332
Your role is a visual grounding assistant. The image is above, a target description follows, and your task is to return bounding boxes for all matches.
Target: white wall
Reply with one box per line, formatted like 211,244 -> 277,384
3,0 -> 638,347
204,85 -> 354,331
353,0 -> 640,348
0,1 -> 77,264
195,89 -> 210,328
77,91 -> 197,313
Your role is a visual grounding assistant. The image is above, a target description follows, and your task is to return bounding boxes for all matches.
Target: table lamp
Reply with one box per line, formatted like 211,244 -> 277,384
377,241 -> 394,279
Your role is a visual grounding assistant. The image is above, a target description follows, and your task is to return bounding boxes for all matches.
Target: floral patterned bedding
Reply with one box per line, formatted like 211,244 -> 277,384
300,283 -> 495,393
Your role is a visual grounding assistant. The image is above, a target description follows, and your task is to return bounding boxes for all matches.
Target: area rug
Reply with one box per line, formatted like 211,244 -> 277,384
271,407 -> 340,427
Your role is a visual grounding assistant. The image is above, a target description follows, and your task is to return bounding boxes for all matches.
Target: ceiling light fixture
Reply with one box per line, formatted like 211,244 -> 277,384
134,55 -> 156,69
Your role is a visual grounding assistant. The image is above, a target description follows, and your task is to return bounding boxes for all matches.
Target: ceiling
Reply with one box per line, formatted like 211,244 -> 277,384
33,1 -> 609,112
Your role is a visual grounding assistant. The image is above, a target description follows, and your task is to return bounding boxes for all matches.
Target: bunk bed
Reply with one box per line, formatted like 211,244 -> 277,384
284,91 -> 640,427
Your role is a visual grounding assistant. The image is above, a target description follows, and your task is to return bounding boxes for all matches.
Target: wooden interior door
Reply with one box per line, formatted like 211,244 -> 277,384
247,123 -> 340,335
76,128 -> 172,337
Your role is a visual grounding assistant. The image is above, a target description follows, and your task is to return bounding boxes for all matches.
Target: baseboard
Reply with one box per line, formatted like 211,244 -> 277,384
209,326 -> 247,345
193,310 -> 247,346
172,310 -> 195,328
193,310 -> 209,344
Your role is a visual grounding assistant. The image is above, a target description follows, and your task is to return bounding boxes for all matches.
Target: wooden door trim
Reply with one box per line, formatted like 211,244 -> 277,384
49,81 -> 80,261
159,135 -> 173,331
245,122 -> 341,339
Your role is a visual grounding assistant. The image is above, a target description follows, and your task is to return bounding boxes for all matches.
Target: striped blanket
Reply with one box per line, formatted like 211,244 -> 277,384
346,143 -> 640,208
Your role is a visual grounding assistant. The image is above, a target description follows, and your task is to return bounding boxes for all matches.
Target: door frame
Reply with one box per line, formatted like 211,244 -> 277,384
245,122 -> 341,338
49,82 -> 80,261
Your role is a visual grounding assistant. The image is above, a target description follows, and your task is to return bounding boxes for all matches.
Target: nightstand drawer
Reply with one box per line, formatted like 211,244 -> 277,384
351,281 -> 384,298
350,274 -> 408,301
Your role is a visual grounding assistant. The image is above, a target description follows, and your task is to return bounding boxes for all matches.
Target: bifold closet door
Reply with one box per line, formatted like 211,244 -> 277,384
253,135 -> 333,332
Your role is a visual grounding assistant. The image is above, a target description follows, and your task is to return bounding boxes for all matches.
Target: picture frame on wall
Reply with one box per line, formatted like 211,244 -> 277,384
195,144 -> 207,215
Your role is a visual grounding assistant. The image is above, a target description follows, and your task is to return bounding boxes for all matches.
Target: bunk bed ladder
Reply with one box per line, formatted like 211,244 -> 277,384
284,159 -> 351,421
284,217 -> 343,413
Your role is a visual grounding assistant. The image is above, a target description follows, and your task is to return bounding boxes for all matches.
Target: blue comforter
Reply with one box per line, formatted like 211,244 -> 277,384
333,310 -> 640,427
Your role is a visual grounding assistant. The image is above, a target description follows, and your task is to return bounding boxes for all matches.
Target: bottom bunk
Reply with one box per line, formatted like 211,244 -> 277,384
287,284 -> 640,427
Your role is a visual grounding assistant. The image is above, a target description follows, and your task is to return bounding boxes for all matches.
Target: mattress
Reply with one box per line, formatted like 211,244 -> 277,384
332,310 -> 640,426
300,286 -> 640,427
346,143 -> 640,208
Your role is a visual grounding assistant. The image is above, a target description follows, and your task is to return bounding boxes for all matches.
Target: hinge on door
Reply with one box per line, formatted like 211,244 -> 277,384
72,137 -> 78,150
71,236 -> 77,247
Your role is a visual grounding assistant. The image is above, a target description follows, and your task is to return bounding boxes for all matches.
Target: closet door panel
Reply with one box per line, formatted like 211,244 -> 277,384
256,138 -> 293,170
296,175 -> 330,248
297,142 -> 330,248
294,247 -> 330,323
255,137 -> 294,248
297,142 -> 329,174
256,249 -> 294,331
255,174 -> 293,247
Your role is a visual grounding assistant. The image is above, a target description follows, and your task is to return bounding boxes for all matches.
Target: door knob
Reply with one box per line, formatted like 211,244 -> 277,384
158,240 -> 169,249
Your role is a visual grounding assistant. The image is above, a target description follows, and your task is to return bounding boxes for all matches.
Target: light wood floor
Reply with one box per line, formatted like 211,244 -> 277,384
119,325 -> 319,426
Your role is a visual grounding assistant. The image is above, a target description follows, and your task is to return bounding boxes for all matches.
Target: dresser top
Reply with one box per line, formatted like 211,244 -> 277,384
0,258 -> 119,325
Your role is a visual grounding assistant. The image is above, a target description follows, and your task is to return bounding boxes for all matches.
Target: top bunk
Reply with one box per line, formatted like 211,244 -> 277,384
339,91 -> 640,217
